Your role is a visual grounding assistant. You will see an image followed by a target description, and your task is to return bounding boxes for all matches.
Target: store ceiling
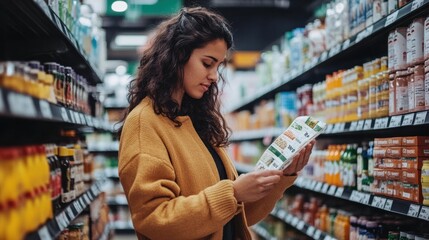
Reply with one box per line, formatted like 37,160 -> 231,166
87,0 -> 317,63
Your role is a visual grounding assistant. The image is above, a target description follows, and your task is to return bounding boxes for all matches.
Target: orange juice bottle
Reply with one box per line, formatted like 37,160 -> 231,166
1,148 -> 23,240
22,146 -> 38,233
38,145 -> 53,222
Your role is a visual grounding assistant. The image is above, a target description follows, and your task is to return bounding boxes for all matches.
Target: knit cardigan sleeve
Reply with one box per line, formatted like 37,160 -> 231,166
118,105 -> 240,239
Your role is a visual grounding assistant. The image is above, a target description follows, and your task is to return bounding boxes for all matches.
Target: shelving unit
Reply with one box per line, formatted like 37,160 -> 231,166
0,0 -> 103,84
230,110 -> 429,141
0,88 -> 112,131
235,162 -> 429,222
225,0 -> 429,113
25,181 -> 105,240
270,207 -> 335,240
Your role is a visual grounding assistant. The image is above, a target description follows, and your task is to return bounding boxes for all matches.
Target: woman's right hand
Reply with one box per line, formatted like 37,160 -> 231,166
232,170 -> 283,203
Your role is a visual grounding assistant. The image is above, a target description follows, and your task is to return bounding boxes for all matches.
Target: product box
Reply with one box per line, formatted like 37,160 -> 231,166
401,183 -> 422,203
375,158 -> 402,169
373,168 -> 401,180
401,136 -> 429,146
401,157 -> 427,170
374,137 -> 402,147
401,169 -> 421,184
402,146 -> 429,157
255,116 -> 326,170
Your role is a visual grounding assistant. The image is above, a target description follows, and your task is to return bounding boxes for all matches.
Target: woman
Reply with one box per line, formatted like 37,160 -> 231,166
118,7 -> 314,240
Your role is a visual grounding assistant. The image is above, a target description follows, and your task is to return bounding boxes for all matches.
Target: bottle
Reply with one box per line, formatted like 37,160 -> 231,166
59,146 -> 71,206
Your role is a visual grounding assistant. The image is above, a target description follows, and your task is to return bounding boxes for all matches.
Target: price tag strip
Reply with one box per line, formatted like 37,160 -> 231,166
356,120 -> 365,131
371,196 -> 387,209
7,92 -> 37,117
385,11 -> 399,27
328,185 -> 337,195
384,199 -> 393,211
402,113 -> 415,126
411,0 -> 424,11
363,119 -> 373,130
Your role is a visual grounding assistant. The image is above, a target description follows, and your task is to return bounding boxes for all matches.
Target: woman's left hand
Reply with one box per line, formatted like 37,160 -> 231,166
282,140 -> 315,176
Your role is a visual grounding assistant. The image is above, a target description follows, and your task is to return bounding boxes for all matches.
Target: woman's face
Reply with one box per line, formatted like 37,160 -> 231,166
176,39 -> 227,102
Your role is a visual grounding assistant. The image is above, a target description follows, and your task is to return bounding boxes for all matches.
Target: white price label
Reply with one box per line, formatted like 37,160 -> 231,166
402,113 -> 415,126
278,209 -> 286,219
297,220 -> 305,230
363,119 -> 373,130
366,25 -> 374,36
84,194 -> 90,204
314,229 -> 322,239
356,31 -> 366,43
73,201 -> 81,213
418,206 -> 429,220
66,207 -> 74,220
321,183 -> 329,193
324,235 -> 331,240
325,124 -> 334,133
315,182 -> 323,192
350,191 -> 361,202
320,52 -> 328,62
7,92 -> 37,117
55,212 -> 68,230
286,214 -> 293,223
389,115 -> 402,127
292,217 -> 299,226
385,11 -> 399,27
39,100 -> 52,118
356,120 -> 365,131
342,39 -> 351,50
0,89 -> 4,112
335,187 -> 344,197
362,193 -> 371,204
73,112 -> 81,124
371,196 -> 387,208
68,110 -> 76,123
61,108 -> 70,122
311,58 -> 318,67
85,116 -> 93,126
414,111 -> 427,125
310,180 -> 317,190
307,226 -> 315,237
384,199 -> 393,210
411,0 -> 424,11
328,185 -> 337,195
374,117 -> 389,129
349,121 -> 358,131
38,226 -> 52,240
340,122 -> 346,132
80,113 -> 86,125
407,204 -> 420,217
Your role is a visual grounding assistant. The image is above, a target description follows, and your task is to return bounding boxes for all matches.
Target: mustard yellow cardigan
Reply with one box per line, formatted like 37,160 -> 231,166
118,97 -> 297,240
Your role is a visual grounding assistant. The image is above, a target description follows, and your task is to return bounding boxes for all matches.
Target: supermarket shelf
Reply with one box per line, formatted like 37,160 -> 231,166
225,0 -> 429,113
232,163 -> 429,222
88,143 -> 119,153
294,177 -> 429,222
0,88 -> 112,131
1,0 -> 103,84
104,168 -> 119,179
25,181 -> 105,240
112,220 -> 134,231
107,194 -> 128,206
270,207 -> 335,240
252,224 -> 277,240
321,111 -> 429,136
230,127 -> 284,141
230,110 -> 429,141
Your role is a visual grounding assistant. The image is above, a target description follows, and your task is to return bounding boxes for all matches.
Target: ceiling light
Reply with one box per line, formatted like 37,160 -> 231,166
114,35 -> 148,47
115,65 -> 127,75
111,0 -> 128,12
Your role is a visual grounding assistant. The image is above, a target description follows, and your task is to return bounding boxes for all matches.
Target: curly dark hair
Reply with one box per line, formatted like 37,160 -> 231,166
118,7 -> 234,147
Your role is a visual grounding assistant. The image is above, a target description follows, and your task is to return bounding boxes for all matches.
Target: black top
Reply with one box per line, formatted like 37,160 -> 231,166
203,141 -> 235,240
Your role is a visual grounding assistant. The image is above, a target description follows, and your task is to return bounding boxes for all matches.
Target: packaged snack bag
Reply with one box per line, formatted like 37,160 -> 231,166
255,116 -> 326,170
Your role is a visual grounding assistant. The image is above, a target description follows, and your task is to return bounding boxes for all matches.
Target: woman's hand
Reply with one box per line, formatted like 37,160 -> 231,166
283,140 -> 315,176
232,170 -> 283,203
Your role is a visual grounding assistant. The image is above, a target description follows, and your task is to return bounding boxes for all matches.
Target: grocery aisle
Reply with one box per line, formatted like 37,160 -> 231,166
2,0 -> 429,239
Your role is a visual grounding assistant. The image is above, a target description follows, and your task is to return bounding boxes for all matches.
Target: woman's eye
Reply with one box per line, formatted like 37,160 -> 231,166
203,62 -> 211,68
